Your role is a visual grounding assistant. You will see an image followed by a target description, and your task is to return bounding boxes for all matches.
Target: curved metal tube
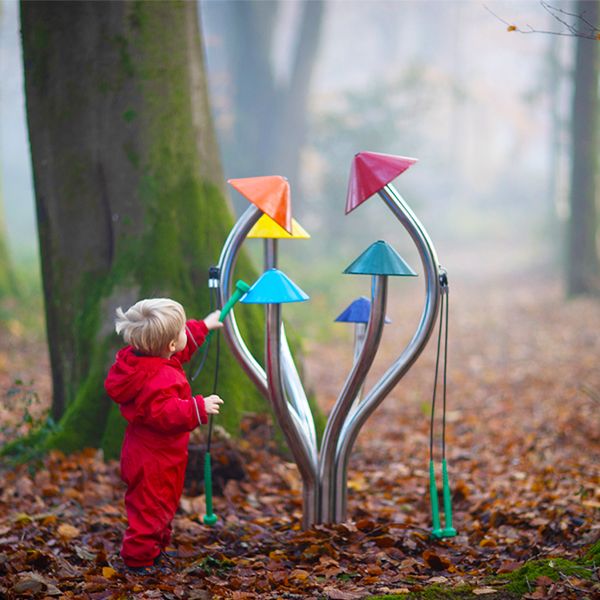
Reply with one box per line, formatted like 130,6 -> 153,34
266,304 -> 319,528
333,184 -> 441,521
281,325 -> 318,454
263,239 -> 317,456
217,205 -> 268,398
319,275 -> 388,523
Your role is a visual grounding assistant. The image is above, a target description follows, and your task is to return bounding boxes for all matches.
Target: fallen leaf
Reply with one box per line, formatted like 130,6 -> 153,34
102,566 -> 117,579
57,523 -> 80,541
422,549 -> 451,571
473,587 -> 498,595
322,588 -> 364,600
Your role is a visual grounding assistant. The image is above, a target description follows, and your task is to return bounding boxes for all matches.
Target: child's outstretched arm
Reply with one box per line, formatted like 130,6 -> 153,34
172,311 -> 224,364
203,310 -> 224,332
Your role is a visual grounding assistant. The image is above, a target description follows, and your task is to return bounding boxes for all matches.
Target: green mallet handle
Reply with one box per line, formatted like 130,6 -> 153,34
202,280 -> 249,527
203,452 -> 217,525
441,458 -> 457,537
205,280 -> 251,343
429,460 -> 443,538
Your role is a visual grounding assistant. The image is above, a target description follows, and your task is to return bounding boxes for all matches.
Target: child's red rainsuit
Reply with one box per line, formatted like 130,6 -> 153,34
104,320 -> 209,567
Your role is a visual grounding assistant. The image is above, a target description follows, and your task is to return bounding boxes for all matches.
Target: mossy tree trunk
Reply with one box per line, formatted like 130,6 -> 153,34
20,0 -> 265,458
567,0 -> 600,296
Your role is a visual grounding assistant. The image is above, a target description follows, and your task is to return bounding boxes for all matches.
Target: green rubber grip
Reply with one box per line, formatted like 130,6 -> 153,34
441,458 -> 457,537
205,280 -> 250,344
219,280 -> 250,319
203,452 -> 217,526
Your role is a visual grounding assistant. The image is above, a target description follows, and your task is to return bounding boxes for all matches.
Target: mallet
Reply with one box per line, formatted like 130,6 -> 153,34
203,279 -> 250,526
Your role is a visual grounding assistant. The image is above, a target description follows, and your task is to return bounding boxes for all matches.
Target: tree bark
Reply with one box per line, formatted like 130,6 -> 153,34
20,0 -> 265,457
567,0 -> 600,296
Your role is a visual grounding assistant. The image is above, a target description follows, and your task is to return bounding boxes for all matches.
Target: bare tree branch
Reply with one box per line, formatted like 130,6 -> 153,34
484,1 -> 600,40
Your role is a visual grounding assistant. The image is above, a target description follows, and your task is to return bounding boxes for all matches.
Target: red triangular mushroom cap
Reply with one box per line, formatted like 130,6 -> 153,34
345,152 -> 417,214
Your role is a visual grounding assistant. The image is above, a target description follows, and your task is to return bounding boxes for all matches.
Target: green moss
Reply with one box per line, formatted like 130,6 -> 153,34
123,108 -> 137,122
123,141 -> 140,169
43,340 -> 114,454
112,34 -> 135,78
499,557 -> 594,596
101,404 -> 127,459
583,539 -> 600,563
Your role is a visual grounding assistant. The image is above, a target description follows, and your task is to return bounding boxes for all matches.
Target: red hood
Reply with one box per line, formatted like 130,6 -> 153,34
104,347 -> 166,406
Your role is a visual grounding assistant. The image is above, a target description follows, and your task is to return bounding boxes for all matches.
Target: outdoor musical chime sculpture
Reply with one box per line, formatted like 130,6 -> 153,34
209,152 -> 453,532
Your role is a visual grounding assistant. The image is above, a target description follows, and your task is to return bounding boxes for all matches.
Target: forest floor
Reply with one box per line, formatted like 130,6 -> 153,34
0,264 -> 599,599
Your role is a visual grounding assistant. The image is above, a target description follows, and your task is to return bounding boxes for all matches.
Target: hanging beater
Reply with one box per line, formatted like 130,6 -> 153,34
428,268 -> 457,539
199,268 -> 250,526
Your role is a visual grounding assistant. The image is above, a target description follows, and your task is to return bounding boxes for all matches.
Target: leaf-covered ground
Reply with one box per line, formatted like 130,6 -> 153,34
0,269 -> 599,599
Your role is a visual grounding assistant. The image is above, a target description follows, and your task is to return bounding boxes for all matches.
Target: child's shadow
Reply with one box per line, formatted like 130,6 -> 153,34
184,439 -> 246,497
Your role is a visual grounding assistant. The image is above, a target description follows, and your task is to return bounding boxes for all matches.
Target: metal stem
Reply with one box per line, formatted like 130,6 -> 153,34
333,184 -> 441,521
266,303 -> 318,528
217,206 -> 268,398
264,238 -> 318,520
319,275 -> 387,523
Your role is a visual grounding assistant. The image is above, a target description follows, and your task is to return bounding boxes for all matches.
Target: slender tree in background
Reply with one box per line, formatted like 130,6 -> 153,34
0,182 -> 16,301
567,0 -> 600,296
0,2 -> 16,302
18,0 -> 265,458
203,0 -> 324,195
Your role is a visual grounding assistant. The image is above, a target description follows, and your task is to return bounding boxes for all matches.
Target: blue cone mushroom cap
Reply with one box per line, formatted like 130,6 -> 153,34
334,296 -> 392,324
344,240 -> 417,276
241,268 -> 309,304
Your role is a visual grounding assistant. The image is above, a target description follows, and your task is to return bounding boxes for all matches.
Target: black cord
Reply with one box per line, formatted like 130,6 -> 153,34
190,288 -> 216,382
442,287 -> 449,461
206,285 -> 221,454
429,292 -> 445,462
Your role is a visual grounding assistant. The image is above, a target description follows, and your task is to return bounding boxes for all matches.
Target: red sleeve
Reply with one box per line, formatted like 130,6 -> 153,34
194,395 -> 208,425
139,386 -> 199,434
172,319 -> 209,364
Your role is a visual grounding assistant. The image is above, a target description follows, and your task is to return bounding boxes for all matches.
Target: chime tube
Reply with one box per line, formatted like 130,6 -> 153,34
266,303 -> 318,528
263,239 -> 317,453
333,184 -> 440,521
319,275 -> 387,523
217,206 -> 268,398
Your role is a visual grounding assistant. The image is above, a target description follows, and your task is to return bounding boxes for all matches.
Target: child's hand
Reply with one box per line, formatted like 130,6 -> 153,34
204,310 -> 224,331
204,394 -> 224,415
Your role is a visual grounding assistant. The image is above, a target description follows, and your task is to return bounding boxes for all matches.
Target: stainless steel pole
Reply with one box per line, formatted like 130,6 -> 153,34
319,275 -> 388,523
266,303 -> 319,528
217,206 -> 268,398
333,184 -> 441,521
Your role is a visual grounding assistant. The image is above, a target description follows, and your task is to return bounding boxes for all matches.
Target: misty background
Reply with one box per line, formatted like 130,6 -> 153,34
0,0 -> 576,337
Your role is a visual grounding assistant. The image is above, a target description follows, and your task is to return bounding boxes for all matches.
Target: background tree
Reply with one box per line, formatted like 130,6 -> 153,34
203,0 -> 324,197
488,0 -> 600,296
567,0 -> 599,296
0,183 -> 16,302
0,2 -> 17,304
17,0 -> 266,459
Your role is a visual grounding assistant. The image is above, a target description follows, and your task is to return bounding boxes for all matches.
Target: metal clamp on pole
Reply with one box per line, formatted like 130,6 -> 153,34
439,267 -> 448,295
208,266 -> 220,289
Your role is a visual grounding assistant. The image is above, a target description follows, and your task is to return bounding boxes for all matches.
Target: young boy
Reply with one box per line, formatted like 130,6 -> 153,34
104,298 -> 224,573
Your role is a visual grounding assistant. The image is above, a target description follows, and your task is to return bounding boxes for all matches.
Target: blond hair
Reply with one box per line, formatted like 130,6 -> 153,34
115,298 -> 186,356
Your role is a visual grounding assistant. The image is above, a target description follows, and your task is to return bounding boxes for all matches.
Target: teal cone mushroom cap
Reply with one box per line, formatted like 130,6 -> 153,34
241,268 -> 309,304
344,240 -> 417,276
